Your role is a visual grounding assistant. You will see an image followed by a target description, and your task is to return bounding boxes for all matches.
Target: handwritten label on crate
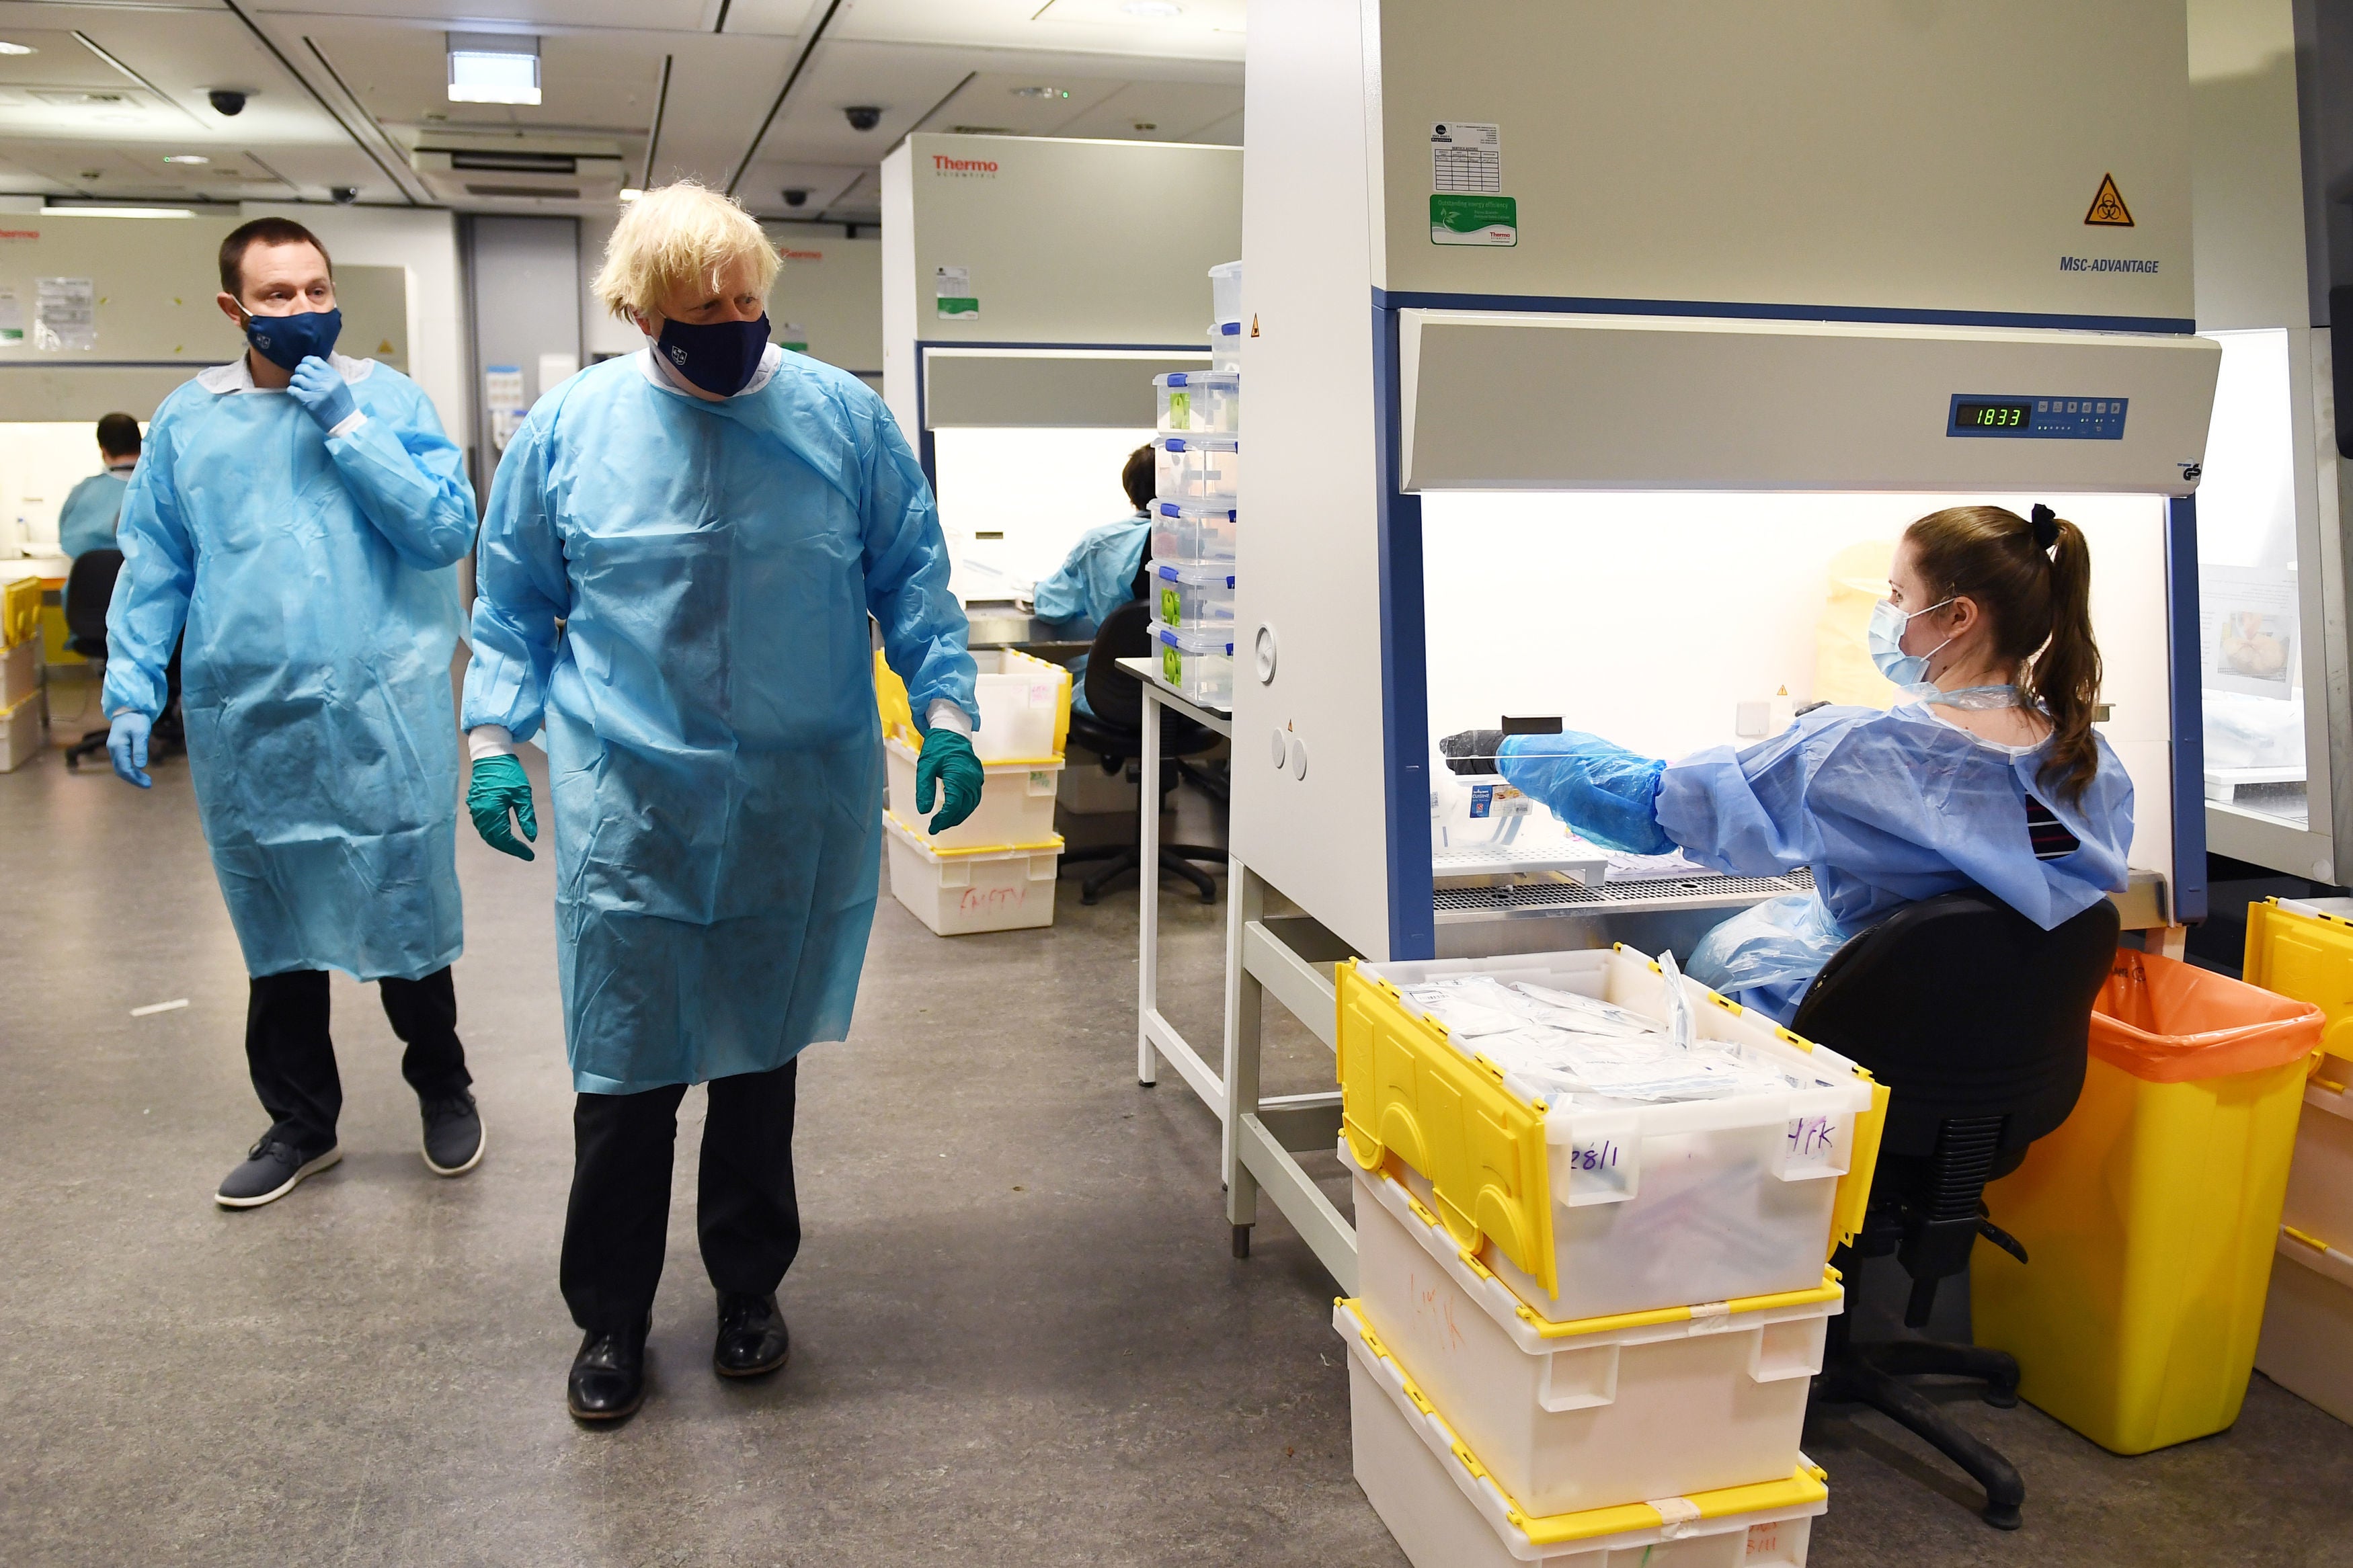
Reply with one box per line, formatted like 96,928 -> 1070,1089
1558,1112 -> 1640,1204
1777,1112 -> 1846,1180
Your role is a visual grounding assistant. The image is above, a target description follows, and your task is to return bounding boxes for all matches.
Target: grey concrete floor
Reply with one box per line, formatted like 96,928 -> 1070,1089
3,707 -> 2350,1567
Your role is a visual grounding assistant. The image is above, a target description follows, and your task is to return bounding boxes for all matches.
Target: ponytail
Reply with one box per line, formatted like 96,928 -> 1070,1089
1904,503 -> 2104,806
2028,510 -> 2102,806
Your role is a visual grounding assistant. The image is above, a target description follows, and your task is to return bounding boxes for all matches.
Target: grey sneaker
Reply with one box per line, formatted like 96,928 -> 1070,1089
216,1137 -> 341,1209
421,1091 -> 485,1176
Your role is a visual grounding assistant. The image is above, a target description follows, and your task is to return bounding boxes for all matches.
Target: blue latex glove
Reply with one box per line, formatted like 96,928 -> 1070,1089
914,728 -> 984,834
466,752 -> 538,861
108,711 -> 152,788
287,355 -> 358,432
1494,730 -> 1675,856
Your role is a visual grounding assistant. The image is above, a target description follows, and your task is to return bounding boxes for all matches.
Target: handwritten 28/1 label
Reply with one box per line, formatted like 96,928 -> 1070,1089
1568,1139 -> 1620,1173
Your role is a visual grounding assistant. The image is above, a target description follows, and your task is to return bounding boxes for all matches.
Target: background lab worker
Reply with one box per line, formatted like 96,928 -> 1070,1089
461,183 -> 982,1423
1032,443 -> 1154,716
104,216 -> 485,1208
1444,504 -> 2133,1022
56,412 -> 141,558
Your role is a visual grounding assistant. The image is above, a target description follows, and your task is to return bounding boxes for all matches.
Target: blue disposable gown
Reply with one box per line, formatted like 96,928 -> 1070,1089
104,355 -> 476,981
1499,702 -> 2135,1024
1033,513 -> 1150,716
463,348 -> 978,1095
58,467 -> 130,558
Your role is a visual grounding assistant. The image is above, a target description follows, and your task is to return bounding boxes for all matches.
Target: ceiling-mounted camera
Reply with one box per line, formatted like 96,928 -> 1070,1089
844,106 -> 882,132
330,185 -> 359,205
783,188 -> 809,208
208,89 -> 247,116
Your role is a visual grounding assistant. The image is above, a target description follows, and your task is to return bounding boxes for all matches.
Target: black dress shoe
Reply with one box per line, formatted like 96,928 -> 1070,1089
567,1319 -> 649,1421
713,1292 -> 790,1378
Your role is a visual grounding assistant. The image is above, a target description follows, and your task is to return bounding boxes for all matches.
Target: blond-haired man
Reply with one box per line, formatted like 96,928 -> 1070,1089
461,181 -> 980,1421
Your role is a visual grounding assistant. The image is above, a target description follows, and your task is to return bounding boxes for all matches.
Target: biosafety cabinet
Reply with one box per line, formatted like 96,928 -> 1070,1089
879,134 -> 1240,602
2184,0 -> 2353,883
1232,0 -> 2221,969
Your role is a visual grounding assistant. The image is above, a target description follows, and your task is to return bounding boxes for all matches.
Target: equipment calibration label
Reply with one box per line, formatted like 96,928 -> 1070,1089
1431,122 -> 1515,246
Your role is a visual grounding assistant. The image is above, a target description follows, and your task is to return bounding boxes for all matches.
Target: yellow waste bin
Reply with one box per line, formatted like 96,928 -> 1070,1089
1968,950 -> 2322,1454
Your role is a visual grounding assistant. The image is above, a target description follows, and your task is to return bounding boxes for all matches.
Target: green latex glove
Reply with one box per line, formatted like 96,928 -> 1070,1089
467,751 -> 539,862
914,727 -> 984,834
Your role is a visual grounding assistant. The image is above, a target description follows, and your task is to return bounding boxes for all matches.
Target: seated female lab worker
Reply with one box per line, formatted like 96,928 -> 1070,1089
1443,503 -> 2132,1024
1031,442 -> 1154,716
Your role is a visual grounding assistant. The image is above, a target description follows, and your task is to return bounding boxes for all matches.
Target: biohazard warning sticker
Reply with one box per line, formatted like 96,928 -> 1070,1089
2084,173 -> 2133,227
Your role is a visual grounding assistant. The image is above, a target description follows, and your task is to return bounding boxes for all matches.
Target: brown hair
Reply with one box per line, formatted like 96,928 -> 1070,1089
95,412 -> 141,458
1905,504 -> 2102,804
218,217 -> 332,297
1122,443 -> 1154,513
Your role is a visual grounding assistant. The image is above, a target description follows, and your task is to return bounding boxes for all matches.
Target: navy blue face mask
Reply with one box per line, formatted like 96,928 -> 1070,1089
242,305 -> 342,372
655,313 -> 769,397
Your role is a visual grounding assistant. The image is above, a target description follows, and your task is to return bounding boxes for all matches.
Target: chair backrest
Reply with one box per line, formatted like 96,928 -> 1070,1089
64,548 -> 124,651
1790,889 -> 2120,1159
1082,598 -> 1162,733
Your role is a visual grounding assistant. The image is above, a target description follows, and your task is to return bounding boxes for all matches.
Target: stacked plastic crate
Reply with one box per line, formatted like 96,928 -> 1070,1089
1146,259 -> 1242,709
1332,946 -> 1888,1568
0,577 -> 46,773
875,647 -> 1072,936
2246,897 -> 2353,1425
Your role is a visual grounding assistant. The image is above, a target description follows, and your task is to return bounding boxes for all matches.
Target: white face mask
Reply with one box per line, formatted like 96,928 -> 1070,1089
1867,597 -> 1953,686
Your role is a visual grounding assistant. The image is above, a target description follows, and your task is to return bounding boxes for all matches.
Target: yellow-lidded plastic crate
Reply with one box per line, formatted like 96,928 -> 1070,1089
1970,950 -> 2322,1454
1334,946 -> 1886,1323
874,646 -> 1070,763
2245,897 -> 2353,1079
2,577 -> 40,649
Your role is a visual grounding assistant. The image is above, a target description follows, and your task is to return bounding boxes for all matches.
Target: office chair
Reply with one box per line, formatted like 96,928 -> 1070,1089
1060,598 -> 1227,905
1792,889 -> 2119,1531
61,548 -> 180,772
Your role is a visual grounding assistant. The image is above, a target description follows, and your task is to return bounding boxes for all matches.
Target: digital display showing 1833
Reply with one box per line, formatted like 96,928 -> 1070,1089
1954,401 -> 2032,430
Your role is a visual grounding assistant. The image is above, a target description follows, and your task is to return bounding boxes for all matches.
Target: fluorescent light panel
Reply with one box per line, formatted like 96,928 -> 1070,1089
42,205 -> 192,218
448,31 -> 540,106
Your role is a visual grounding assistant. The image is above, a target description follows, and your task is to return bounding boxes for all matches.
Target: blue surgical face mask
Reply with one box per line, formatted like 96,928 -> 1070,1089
655,314 -> 770,397
242,304 -> 341,372
1868,596 -> 1954,686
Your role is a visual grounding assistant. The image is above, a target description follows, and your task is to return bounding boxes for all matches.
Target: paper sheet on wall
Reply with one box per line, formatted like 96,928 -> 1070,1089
0,290 -> 21,347
935,265 -> 977,319
2199,563 -> 2297,700
34,276 -> 93,351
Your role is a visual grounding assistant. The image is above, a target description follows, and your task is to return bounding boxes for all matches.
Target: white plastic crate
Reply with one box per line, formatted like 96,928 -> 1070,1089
1149,498 -> 1238,567
1345,947 -> 1882,1322
2282,1075 -> 2353,1255
1152,622 -> 1233,708
2256,1224 -> 2353,1426
1353,1162 -> 1839,1515
1154,370 -> 1241,435
1153,434 -> 1240,503
884,735 -> 1060,852
0,635 -> 38,708
1338,1302 -> 1827,1568
1149,559 -> 1235,629
1209,258 -> 1242,331
0,688 -> 45,773
882,812 -> 1060,936
875,646 -> 1069,766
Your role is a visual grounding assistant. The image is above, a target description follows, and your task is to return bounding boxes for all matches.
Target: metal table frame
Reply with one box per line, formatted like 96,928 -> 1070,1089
1119,656 -> 1360,1292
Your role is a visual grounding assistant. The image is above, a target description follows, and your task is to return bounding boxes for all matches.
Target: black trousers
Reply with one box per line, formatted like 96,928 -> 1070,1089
245,967 -> 471,1152
560,1061 -> 801,1334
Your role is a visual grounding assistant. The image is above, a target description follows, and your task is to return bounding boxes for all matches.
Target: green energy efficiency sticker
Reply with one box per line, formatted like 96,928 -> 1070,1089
1431,194 -> 1516,247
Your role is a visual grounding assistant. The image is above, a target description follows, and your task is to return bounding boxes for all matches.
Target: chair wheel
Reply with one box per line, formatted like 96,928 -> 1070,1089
1983,1389 -> 2018,1409
1981,1501 -> 2022,1531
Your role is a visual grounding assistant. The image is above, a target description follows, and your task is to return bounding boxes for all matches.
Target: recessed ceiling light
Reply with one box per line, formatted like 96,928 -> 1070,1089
0,42 -> 34,56
163,153 -> 210,165
447,31 -> 541,106
1122,1 -> 1183,16
618,188 -> 643,202
1010,85 -> 1069,99
42,205 -> 193,218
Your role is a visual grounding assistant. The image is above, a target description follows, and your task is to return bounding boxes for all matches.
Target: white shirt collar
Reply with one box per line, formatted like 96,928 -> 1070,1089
196,350 -> 373,395
634,341 -> 783,401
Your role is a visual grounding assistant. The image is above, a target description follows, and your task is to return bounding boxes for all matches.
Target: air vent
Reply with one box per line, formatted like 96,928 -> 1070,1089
949,126 -> 1013,136
444,149 -> 577,175
465,183 -> 580,199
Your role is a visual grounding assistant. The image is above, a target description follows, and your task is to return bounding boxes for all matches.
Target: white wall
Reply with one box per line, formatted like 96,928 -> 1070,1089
242,203 -> 468,444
